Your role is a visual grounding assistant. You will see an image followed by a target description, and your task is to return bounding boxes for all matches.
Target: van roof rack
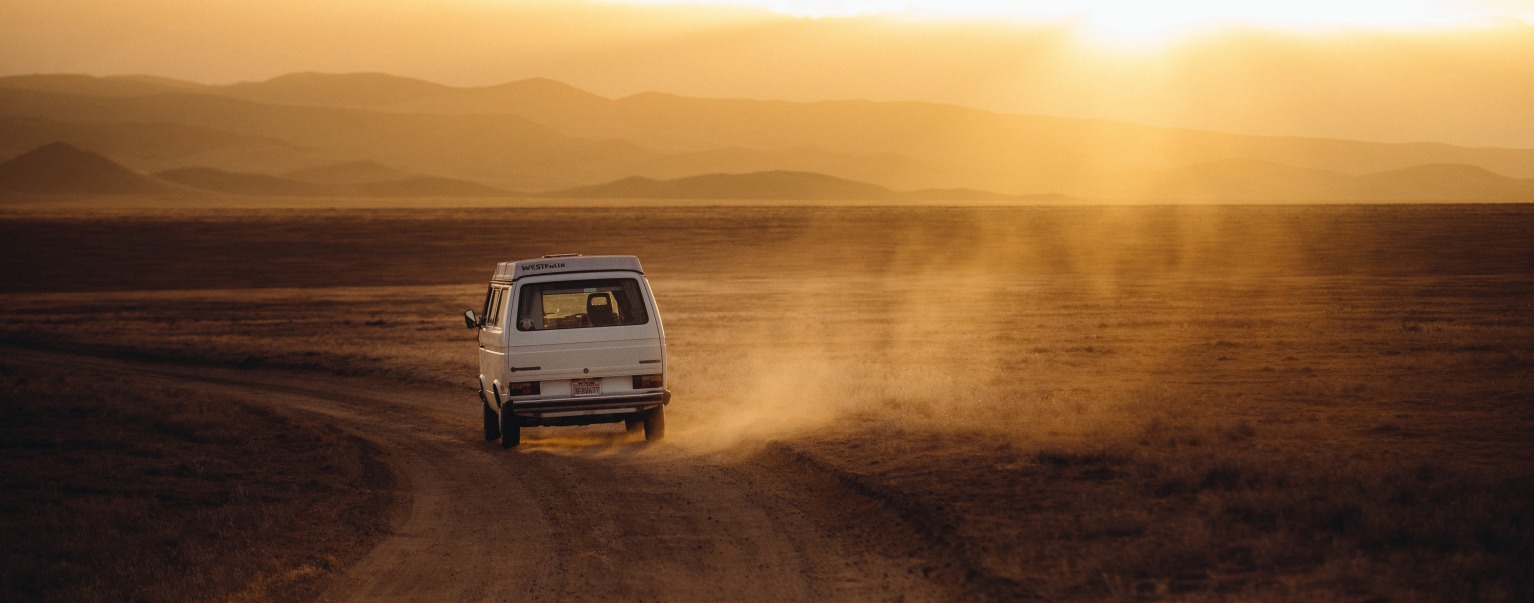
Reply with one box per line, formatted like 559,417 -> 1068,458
543,253 -> 582,258
493,255 -> 643,282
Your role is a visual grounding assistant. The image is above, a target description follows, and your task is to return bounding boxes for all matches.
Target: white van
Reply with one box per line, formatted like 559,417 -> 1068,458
464,254 -> 670,447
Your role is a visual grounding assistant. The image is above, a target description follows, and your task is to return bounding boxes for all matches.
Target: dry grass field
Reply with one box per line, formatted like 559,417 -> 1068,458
0,358 -> 394,602
3,204 -> 1532,600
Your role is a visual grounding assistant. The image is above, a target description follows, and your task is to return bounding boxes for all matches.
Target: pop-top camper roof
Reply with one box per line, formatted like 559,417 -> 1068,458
492,254 -> 644,283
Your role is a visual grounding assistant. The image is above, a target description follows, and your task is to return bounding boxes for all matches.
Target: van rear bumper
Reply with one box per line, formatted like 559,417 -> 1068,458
508,390 -> 670,418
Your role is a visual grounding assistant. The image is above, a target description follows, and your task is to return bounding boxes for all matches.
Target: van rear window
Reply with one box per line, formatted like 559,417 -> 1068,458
516,278 -> 649,331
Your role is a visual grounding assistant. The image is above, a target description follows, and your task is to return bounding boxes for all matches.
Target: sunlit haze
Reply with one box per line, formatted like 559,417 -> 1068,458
619,0 -> 1534,36
2,0 -> 1533,146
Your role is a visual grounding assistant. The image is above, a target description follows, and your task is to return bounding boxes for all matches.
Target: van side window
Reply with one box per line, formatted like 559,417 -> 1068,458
516,278 -> 649,331
483,286 -> 508,329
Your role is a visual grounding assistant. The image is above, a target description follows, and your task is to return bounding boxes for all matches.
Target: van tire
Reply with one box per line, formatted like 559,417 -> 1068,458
643,407 -> 665,442
625,418 -> 643,434
500,408 -> 521,448
483,400 -> 501,441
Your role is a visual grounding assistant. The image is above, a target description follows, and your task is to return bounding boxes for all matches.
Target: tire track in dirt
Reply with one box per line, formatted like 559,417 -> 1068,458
11,348 -> 955,601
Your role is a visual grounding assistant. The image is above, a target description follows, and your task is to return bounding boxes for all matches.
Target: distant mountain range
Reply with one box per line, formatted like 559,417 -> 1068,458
1124,159 -> 1534,202
545,171 -> 1069,202
0,142 -> 511,199
153,166 -> 509,198
0,141 -> 1048,201
2,72 -> 1532,202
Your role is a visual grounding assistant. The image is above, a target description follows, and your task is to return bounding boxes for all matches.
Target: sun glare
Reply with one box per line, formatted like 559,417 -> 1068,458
613,0 -> 1532,41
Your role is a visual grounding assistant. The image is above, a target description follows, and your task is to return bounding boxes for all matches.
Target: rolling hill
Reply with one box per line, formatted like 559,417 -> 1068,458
0,115 -> 317,175
216,72 -> 454,108
350,176 -> 510,198
0,140 -> 517,199
542,170 -> 1049,202
0,73 -> 204,98
1346,164 -> 1534,202
154,167 -> 334,197
155,165 -> 512,198
0,142 -> 179,195
545,171 -> 898,200
1109,160 -> 1534,202
283,160 -> 410,184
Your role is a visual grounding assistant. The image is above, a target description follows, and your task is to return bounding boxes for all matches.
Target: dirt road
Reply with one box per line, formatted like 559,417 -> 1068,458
13,349 -> 953,601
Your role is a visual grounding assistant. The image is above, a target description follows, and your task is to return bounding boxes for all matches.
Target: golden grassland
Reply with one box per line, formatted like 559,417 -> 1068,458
0,360 -> 394,602
2,204 -> 1532,600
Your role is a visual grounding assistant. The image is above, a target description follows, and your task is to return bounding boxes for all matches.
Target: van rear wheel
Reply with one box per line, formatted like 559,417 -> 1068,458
643,406 -> 665,442
483,399 -> 500,441
500,407 -> 521,448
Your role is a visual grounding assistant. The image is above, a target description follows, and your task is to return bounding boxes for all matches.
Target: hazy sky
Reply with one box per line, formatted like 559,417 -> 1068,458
3,0 -> 1533,147
619,0 -> 1534,32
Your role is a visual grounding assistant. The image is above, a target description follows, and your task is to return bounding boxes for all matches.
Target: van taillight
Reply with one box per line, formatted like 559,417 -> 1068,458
633,374 -> 663,389
506,381 -> 540,396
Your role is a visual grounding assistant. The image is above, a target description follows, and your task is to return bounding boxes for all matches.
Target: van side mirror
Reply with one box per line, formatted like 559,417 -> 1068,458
463,310 -> 479,329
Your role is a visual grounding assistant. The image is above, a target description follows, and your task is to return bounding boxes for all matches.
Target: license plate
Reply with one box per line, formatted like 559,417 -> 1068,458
571,379 -> 601,396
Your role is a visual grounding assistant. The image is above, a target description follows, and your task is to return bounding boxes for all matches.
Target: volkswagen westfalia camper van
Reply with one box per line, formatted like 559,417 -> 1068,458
464,254 -> 669,447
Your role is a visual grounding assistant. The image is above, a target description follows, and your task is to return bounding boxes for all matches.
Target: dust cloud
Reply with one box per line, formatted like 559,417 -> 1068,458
659,207 -> 1255,451
648,202 -> 1480,452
